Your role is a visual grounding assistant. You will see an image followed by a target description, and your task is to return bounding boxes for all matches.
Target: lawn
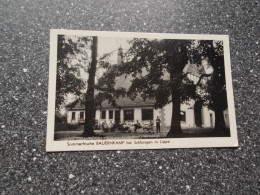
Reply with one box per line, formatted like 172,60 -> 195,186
54,127 -> 230,141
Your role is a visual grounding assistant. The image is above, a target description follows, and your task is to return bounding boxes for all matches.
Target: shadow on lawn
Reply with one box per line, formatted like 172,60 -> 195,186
54,127 -> 230,140
141,128 -> 231,139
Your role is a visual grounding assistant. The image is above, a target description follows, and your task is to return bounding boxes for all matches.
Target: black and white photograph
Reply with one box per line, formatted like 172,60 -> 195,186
46,30 -> 238,151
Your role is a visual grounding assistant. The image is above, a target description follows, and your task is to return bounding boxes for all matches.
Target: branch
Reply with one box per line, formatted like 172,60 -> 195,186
98,49 -> 119,61
196,74 -> 212,85
182,72 -> 189,79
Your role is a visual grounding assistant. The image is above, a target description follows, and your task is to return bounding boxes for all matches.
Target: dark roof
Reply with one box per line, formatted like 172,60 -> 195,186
68,101 -> 85,110
68,95 -> 155,110
100,95 -> 155,109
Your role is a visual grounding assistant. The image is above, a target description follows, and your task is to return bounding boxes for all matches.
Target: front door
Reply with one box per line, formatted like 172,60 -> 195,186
115,110 -> 120,124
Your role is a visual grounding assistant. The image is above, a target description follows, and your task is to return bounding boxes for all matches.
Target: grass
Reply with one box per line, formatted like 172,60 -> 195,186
54,127 -> 230,141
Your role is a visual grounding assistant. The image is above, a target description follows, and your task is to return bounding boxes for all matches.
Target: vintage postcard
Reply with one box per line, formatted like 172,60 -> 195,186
46,29 -> 238,152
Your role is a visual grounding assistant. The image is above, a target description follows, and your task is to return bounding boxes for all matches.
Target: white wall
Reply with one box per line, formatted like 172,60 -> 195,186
120,109 -> 124,123
154,99 -> 217,129
162,101 -> 197,128
159,103 -> 172,126
201,107 -> 215,128
96,108 -> 156,125
181,101 -> 196,128
134,108 -> 142,122
97,109 -> 123,125
67,111 -> 71,123
106,110 -> 109,122
98,109 -> 108,124
96,110 -> 101,121
153,108 -> 161,124
223,109 -> 230,127
74,101 -> 223,129
67,110 -> 85,124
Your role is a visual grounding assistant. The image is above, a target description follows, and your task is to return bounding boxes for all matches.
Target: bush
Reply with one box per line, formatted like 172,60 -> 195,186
55,122 -> 84,131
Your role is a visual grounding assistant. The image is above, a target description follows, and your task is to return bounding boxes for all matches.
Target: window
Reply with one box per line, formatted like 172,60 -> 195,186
101,111 -> 106,119
124,110 -> 134,121
142,109 -> 153,121
180,111 -> 186,122
72,112 -> 75,120
80,112 -> 84,119
109,110 -> 113,119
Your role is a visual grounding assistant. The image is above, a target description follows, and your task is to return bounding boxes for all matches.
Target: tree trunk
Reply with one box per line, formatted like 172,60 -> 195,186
214,102 -> 226,135
167,92 -> 182,137
212,70 -> 228,135
82,37 -> 98,137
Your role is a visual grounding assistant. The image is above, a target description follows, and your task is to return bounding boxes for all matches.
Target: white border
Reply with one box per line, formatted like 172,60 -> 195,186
46,29 -> 238,152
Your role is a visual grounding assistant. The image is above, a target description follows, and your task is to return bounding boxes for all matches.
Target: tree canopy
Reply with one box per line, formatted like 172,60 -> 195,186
120,39 -> 195,106
56,35 -> 91,112
194,40 -> 228,134
114,38 -> 198,135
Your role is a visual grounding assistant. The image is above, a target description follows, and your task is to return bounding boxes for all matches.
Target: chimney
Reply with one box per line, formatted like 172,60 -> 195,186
117,46 -> 123,65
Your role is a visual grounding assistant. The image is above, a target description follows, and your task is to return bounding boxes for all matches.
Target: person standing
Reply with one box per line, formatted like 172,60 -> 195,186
156,116 -> 161,133
134,120 -> 142,132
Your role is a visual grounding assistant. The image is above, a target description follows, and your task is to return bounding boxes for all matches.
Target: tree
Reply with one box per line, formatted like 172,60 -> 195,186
56,35 -> 86,112
82,36 -> 98,137
95,65 -> 127,109
195,40 -> 228,134
58,35 -> 126,136
119,38 -> 195,136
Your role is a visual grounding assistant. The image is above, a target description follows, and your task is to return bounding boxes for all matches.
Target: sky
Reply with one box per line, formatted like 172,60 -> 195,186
98,37 -> 130,64
65,35 -> 130,63
96,37 -> 131,80
64,35 -> 132,80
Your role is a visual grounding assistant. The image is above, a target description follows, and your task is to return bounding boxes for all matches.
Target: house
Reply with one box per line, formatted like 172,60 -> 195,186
66,91 -> 220,129
66,48 -> 229,129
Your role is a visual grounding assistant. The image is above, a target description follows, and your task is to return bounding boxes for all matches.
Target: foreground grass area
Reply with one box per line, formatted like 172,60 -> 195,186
54,128 -> 230,141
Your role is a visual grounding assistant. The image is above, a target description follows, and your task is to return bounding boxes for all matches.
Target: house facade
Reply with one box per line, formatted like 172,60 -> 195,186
66,96 -> 222,129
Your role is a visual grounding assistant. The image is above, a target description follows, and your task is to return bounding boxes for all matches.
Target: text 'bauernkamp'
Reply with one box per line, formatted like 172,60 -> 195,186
96,141 -> 125,145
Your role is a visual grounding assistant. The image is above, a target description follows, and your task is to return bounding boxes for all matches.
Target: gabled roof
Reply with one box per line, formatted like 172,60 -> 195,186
100,95 -> 155,109
68,102 -> 85,110
68,95 -> 155,110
